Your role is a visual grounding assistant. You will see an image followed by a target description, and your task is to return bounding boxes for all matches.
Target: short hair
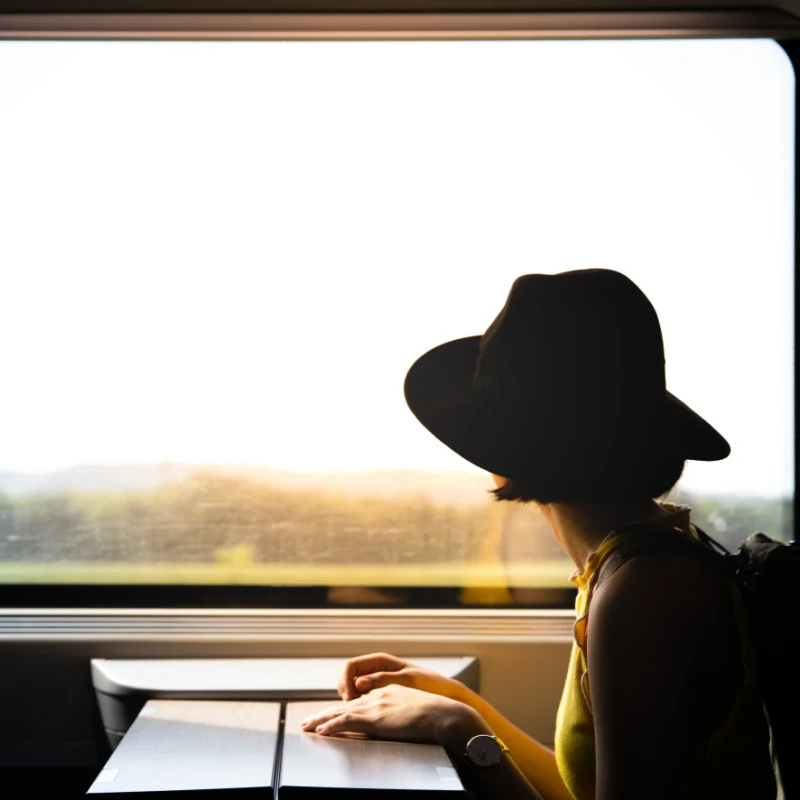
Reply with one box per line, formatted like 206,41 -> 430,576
492,453 -> 686,505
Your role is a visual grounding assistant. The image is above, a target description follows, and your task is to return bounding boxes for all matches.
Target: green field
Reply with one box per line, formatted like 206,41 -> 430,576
0,559 -> 574,587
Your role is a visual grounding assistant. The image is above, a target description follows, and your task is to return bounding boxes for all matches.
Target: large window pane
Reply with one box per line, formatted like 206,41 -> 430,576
0,40 -> 793,599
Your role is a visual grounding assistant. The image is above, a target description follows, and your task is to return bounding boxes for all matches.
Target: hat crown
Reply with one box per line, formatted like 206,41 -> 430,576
474,270 -> 667,437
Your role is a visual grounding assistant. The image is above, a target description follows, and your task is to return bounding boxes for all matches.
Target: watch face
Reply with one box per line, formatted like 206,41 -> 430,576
466,735 -> 502,767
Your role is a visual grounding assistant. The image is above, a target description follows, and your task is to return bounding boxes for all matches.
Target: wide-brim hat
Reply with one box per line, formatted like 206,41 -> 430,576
404,270 -> 729,478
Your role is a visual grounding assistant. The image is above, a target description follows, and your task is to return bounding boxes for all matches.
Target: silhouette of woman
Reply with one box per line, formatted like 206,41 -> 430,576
301,270 -> 776,800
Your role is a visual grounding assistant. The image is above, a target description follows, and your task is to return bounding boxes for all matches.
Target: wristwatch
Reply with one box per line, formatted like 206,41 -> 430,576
464,734 -> 510,768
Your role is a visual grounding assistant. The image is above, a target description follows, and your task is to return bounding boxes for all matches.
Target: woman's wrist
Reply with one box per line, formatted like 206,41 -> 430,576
434,702 -> 493,753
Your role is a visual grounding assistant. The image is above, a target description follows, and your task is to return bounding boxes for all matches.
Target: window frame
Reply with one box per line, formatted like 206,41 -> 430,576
0,15 -> 796,610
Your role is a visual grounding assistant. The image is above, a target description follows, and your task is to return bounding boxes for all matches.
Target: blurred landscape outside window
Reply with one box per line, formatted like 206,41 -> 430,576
0,40 -> 793,602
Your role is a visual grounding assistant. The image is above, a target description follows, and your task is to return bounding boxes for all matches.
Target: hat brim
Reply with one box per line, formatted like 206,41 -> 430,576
404,336 -> 730,477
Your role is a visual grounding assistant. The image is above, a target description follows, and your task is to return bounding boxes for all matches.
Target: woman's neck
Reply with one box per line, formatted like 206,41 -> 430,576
539,498 -> 666,571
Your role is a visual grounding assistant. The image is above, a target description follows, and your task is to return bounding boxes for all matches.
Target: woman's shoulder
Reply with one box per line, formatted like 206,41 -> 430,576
586,546 -> 762,800
588,545 -> 742,731
591,545 -> 736,634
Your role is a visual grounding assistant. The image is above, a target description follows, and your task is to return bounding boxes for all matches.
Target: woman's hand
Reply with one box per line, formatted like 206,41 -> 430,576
338,652 -> 468,703
300,684 -> 491,751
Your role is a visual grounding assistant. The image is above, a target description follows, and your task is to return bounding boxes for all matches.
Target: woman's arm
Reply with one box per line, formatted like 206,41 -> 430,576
454,685 -> 575,800
437,709 -> 549,800
588,550 -> 741,800
338,653 -> 573,800
301,684 -> 547,800
454,745 -> 550,800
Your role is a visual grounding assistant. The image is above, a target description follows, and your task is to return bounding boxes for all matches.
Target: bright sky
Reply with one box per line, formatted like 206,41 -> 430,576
0,39 -> 793,497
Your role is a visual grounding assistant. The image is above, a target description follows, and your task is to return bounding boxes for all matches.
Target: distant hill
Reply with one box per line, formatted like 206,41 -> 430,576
0,463 -> 196,496
0,463 -> 496,506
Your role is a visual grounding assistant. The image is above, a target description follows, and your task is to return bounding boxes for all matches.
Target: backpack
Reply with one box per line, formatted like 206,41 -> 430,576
594,522 -> 800,799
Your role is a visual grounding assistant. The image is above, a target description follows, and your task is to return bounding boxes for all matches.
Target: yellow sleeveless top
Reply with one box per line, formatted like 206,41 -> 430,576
554,504 -> 776,800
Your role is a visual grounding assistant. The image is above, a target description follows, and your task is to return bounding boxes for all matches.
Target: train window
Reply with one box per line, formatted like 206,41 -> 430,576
0,39 -> 793,606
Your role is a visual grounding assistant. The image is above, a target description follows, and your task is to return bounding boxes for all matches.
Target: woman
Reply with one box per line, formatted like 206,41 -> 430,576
300,270 -> 776,800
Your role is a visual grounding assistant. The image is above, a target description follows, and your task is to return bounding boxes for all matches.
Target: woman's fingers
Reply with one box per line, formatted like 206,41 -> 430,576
299,705 -> 348,731
355,669 -> 413,693
339,653 -> 407,700
314,711 -> 373,736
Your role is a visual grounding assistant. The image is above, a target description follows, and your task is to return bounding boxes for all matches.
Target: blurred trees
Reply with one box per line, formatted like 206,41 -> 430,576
0,474 -> 494,565
0,474 -> 790,567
